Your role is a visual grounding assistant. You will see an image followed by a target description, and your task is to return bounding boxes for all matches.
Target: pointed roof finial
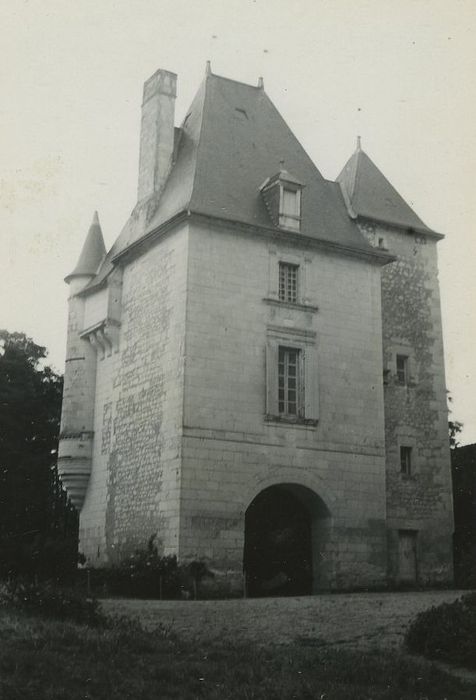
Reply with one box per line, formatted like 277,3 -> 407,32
279,158 -> 285,171
65,211 -> 106,283
356,135 -> 362,151
205,60 -> 212,75
257,76 -> 264,89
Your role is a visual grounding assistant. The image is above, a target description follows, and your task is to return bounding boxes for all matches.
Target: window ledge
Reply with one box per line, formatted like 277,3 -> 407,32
265,414 -> 318,428
263,298 -> 319,313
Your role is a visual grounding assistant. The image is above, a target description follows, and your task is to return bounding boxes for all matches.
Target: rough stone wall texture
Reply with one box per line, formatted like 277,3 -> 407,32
79,225 -> 189,563
60,276 -> 98,437
359,221 -> 454,583
179,222 -> 388,589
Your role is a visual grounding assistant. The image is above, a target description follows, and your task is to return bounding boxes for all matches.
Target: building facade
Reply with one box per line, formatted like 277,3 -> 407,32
58,66 -> 454,594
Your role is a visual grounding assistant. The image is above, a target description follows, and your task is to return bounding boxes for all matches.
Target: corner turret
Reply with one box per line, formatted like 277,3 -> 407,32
65,211 -> 106,285
58,213 -> 105,509
337,139 -> 441,238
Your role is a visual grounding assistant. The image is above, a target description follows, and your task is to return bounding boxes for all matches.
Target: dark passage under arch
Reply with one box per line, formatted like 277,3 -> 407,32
243,485 -> 314,597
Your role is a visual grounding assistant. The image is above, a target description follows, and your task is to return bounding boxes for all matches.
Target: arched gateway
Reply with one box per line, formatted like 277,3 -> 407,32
243,483 -> 332,596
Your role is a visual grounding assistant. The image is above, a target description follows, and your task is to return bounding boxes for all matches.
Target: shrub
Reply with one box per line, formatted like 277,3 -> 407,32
0,579 -> 105,626
405,592 -> 476,669
81,536 -> 214,599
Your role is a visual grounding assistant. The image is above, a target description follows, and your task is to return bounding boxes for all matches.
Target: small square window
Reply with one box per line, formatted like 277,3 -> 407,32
279,262 -> 299,303
400,446 -> 412,476
396,354 -> 409,385
278,346 -> 302,416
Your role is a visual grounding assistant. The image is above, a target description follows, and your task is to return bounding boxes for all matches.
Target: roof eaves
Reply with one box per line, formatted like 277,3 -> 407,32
111,210 -> 190,265
189,210 -> 395,265
76,275 -> 109,297
356,214 -> 444,240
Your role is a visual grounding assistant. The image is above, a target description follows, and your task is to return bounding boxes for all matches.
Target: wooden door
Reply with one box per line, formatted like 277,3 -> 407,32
398,530 -> 417,582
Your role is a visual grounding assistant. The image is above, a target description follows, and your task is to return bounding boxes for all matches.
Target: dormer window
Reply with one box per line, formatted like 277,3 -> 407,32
260,164 -> 303,232
280,186 -> 301,230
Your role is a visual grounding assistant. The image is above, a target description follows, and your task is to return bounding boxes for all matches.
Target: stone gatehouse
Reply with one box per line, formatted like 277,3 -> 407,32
58,65 -> 454,594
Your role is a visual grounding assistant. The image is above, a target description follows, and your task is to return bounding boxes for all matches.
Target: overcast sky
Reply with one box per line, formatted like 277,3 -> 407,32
1,0 -> 475,443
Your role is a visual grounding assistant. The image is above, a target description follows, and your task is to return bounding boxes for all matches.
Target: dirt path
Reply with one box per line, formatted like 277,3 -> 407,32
102,589 -> 468,651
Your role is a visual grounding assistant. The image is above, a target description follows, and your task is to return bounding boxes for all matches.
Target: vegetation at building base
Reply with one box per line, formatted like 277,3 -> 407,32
0,578 -> 105,627
78,536 -> 214,600
405,592 -> 476,670
1,604 -> 474,700
0,330 -> 78,583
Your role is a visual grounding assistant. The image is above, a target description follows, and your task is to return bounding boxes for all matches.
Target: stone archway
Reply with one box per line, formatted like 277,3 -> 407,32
243,483 -> 331,597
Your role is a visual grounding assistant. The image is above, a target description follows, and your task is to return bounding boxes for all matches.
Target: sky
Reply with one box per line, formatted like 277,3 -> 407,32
1,0 -> 475,443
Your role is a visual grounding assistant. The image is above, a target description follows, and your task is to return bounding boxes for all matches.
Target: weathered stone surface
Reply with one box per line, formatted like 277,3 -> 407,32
360,221 -> 453,584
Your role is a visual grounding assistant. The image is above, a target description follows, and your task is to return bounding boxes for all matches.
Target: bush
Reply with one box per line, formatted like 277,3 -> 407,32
405,592 -> 476,669
0,579 -> 105,626
80,536 -> 213,599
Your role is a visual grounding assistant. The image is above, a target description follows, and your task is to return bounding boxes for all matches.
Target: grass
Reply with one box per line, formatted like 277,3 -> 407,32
0,606 -> 475,700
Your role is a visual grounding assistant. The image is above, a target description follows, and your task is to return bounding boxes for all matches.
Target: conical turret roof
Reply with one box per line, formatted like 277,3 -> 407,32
337,139 -> 441,237
65,212 -> 106,282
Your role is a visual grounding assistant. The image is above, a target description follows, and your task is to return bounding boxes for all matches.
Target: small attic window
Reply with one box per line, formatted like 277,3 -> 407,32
280,186 -> 301,230
260,165 -> 303,232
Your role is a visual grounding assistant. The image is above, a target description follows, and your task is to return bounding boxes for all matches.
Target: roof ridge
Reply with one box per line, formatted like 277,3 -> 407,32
188,75 -> 210,212
209,72 -> 262,90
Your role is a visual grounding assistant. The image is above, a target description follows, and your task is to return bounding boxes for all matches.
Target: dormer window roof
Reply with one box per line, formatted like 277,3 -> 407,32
260,164 -> 303,232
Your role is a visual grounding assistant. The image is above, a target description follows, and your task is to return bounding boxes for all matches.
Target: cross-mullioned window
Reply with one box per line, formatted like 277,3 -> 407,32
278,346 -> 301,415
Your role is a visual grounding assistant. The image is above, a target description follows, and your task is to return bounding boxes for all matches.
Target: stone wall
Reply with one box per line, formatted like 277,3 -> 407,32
179,221 -> 388,589
360,221 -> 454,583
79,224 -> 189,563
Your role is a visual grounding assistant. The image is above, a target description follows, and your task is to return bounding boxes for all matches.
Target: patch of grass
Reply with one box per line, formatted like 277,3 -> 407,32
405,592 -> 476,669
0,579 -> 105,626
0,606 -> 474,699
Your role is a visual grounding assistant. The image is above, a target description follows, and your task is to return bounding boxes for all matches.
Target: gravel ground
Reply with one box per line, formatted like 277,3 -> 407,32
102,589 -> 468,650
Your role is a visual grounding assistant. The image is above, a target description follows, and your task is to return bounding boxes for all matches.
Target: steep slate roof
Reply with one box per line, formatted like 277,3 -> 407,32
85,72 -> 386,290
66,211 -> 106,282
337,142 -> 441,236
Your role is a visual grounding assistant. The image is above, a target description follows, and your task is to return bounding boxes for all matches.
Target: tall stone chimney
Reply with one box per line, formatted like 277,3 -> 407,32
137,69 -> 177,202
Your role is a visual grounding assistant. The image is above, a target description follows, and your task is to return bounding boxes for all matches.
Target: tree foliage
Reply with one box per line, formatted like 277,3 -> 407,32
0,330 -> 78,580
447,392 -> 463,449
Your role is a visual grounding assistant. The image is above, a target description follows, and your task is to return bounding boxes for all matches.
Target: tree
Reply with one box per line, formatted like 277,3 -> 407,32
447,393 -> 463,450
0,330 -> 78,580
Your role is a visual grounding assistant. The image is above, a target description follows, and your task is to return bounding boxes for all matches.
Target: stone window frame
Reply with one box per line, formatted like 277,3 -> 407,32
265,325 -> 319,426
387,341 -> 417,387
278,261 -> 299,304
279,184 -> 301,231
396,353 -> 410,385
265,248 -> 318,311
396,431 -> 418,480
278,345 -> 303,417
400,445 -> 413,476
